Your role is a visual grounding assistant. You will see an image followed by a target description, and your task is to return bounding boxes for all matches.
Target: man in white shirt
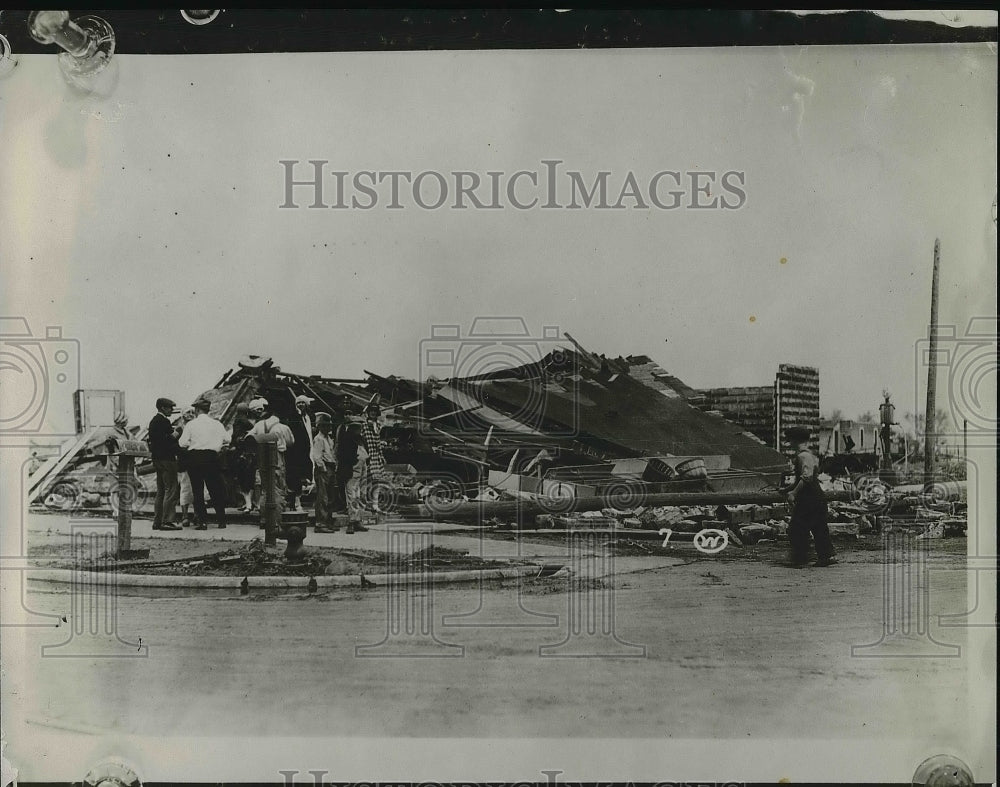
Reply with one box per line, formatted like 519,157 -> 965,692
249,398 -> 294,513
179,398 -> 231,530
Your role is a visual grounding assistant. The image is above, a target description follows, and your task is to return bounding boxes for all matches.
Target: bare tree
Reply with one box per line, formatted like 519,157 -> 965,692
902,410 -> 953,457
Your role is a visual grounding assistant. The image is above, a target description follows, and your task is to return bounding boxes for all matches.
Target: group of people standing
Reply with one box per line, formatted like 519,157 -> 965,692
148,396 -> 231,531
147,393 -> 386,534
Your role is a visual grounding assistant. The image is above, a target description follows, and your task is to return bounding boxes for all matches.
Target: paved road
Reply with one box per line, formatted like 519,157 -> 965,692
8,543 -> 975,742
6,515 -> 990,782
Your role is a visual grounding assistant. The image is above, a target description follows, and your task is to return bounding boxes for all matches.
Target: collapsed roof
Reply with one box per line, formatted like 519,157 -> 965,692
198,343 -> 787,477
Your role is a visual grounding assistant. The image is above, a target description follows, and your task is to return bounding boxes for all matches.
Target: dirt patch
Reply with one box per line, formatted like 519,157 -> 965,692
27,537 -> 513,577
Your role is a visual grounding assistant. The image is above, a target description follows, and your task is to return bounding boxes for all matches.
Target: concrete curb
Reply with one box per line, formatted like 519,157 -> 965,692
26,564 -> 542,590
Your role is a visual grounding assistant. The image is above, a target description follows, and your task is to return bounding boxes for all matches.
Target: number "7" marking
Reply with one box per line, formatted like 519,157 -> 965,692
658,528 -> 673,547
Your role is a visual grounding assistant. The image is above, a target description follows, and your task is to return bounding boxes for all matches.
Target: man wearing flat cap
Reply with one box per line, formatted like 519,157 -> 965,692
147,397 -> 182,531
781,426 -> 837,567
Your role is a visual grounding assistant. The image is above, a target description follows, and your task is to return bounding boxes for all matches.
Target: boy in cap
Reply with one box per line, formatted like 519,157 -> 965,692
310,412 -> 339,532
342,420 -> 370,534
147,397 -> 182,531
782,426 -> 837,567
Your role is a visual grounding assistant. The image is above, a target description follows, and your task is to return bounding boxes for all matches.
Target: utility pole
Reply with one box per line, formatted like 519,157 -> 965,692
923,238 -> 940,481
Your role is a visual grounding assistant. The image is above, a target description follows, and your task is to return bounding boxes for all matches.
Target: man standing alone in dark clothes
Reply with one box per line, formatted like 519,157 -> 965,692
782,426 -> 837,567
148,397 -> 182,531
286,395 -> 315,511
332,419 -> 358,515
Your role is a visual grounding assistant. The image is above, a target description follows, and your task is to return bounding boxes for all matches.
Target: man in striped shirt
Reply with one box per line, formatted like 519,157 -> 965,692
360,402 -> 386,480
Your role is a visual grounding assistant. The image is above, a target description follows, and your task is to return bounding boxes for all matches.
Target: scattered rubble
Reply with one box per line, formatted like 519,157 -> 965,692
494,488 -> 966,546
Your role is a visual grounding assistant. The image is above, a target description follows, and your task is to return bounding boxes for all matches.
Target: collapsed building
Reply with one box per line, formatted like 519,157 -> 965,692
29,340 -> 796,515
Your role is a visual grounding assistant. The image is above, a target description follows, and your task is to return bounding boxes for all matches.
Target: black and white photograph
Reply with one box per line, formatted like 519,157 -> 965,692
0,9 -> 996,785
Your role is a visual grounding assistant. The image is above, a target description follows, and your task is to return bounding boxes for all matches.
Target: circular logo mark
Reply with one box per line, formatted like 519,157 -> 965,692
535,482 -> 577,514
912,753 -> 974,786
601,480 -> 646,512
83,758 -> 141,787
0,344 -> 48,430
693,528 -> 729,554
853,473 -> 892,514
180,10 -> 222,25
0,33 -> 17,77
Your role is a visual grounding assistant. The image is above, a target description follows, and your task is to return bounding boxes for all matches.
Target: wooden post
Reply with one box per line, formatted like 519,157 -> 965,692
116,454 -> 134,554
109,437 -> 149,557
923,238 -> 940,481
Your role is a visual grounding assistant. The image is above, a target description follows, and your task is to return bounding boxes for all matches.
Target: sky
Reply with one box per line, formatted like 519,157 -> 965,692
2,44 -> 996,439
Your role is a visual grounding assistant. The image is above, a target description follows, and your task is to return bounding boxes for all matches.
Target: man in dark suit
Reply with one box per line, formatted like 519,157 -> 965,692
286,394 -> 314,511
148,397 -> 182,531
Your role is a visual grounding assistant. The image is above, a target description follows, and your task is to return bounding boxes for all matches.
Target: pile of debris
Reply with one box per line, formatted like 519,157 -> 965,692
87,537 -> 332,577
400,544 -> 511,571
534,503 -> 787,534
516,489 -> 967,546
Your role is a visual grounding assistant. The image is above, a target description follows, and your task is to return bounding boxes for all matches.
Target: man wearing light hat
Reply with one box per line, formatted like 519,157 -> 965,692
147,397 -> 182,531
286,394 -> 315,511
249,397 -> 294,514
